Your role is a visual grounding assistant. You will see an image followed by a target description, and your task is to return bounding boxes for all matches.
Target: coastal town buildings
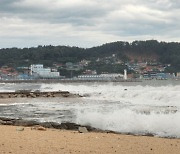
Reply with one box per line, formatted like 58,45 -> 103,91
0,56 -> 178,81
30,64 -> 60,78
77,73 -> 124,81
0,66 -> 18,80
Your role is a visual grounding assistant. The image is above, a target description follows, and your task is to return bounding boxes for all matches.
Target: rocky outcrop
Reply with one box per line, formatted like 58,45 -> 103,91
0,90 -> 82,99
0,117 -> 167,138
14,119 -> 39,126
0,117 -> 98,132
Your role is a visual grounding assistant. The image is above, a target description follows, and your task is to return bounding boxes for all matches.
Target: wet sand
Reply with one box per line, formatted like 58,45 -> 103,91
0,125 -> 180,154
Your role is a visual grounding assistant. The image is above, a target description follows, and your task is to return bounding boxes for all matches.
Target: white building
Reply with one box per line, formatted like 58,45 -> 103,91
30,64 -> 60,78
177,72 -> 180,78
77,73 -> 124,80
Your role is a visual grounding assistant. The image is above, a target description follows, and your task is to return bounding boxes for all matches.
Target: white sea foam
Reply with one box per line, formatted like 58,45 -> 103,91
38,82 -> 180,137
76,107 -> 180,137
0,82 -> 180,138
40,82 -> 180,106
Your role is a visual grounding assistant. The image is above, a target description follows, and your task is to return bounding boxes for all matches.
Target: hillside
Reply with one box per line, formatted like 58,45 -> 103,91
0,40 -> 180,73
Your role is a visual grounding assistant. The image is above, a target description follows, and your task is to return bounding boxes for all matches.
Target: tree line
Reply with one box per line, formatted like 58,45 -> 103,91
0,40 -> 179,72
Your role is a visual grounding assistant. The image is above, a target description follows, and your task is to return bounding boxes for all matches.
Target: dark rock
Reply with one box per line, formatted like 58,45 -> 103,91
1,121 -> 13,125
84,125 -> 98,132
62,94 -> 70,97
0,117 -> 17,121
15,90 -> 32,94
51,122 -> 65,129
60,122 -> 80,130
41,122 -> 57,128
20,94 -> 25,97
60,91 -> 70,94
0,90 -> 80,99
14,120 -> 38,126
145,133 -> 155,137
36,94 -> 40,97
0,117 -> 99,133
42,122 -> 82,130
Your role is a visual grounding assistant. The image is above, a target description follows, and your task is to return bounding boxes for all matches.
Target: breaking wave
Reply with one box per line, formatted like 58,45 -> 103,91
39,82 -> 180,137
40,82 -> 180,106
0,81 -> 180,138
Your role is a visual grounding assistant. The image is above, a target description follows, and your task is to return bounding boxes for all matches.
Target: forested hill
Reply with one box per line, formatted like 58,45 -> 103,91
0,40 -> 180,72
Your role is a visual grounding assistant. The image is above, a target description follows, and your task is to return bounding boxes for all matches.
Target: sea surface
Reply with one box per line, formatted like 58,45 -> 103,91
0,80 -> 180,138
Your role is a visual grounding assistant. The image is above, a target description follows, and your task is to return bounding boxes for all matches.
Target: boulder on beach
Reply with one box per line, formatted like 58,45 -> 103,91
31,126 -> 46,131
78,127 -> 88,133
16,127 -> 24,131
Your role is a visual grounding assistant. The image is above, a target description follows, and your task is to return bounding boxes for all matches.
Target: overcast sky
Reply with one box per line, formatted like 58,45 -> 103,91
0,0 -> 180,48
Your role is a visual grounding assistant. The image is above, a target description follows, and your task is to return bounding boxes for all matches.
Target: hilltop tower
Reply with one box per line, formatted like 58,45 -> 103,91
124,69 -> 127,80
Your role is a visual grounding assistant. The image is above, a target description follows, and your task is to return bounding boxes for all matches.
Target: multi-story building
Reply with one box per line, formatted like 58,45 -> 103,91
177,72 -> 180,78
30,64 -> 60,78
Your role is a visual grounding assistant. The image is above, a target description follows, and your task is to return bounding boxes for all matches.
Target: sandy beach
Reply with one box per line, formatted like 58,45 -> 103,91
0,125 -> 180,154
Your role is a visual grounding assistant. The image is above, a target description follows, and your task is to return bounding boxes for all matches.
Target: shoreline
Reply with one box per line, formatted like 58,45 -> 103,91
0,117 -> 178,139
0,78 -> 179,84
0,79 -> 142,83
0,125 -> 180,154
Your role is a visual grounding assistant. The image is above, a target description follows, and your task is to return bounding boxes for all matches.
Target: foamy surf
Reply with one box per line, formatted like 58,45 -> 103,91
0,81 -> 180,138
40,82 -> 180,106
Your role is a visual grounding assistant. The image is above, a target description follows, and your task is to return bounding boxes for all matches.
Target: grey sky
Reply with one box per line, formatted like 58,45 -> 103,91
0,0 -> 180,48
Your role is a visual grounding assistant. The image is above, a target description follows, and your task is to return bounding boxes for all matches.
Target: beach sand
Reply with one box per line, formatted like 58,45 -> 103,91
0,125 -> 180,154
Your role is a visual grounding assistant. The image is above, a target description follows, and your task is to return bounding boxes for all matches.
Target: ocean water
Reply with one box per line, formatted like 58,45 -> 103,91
0,80 -> 180,138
